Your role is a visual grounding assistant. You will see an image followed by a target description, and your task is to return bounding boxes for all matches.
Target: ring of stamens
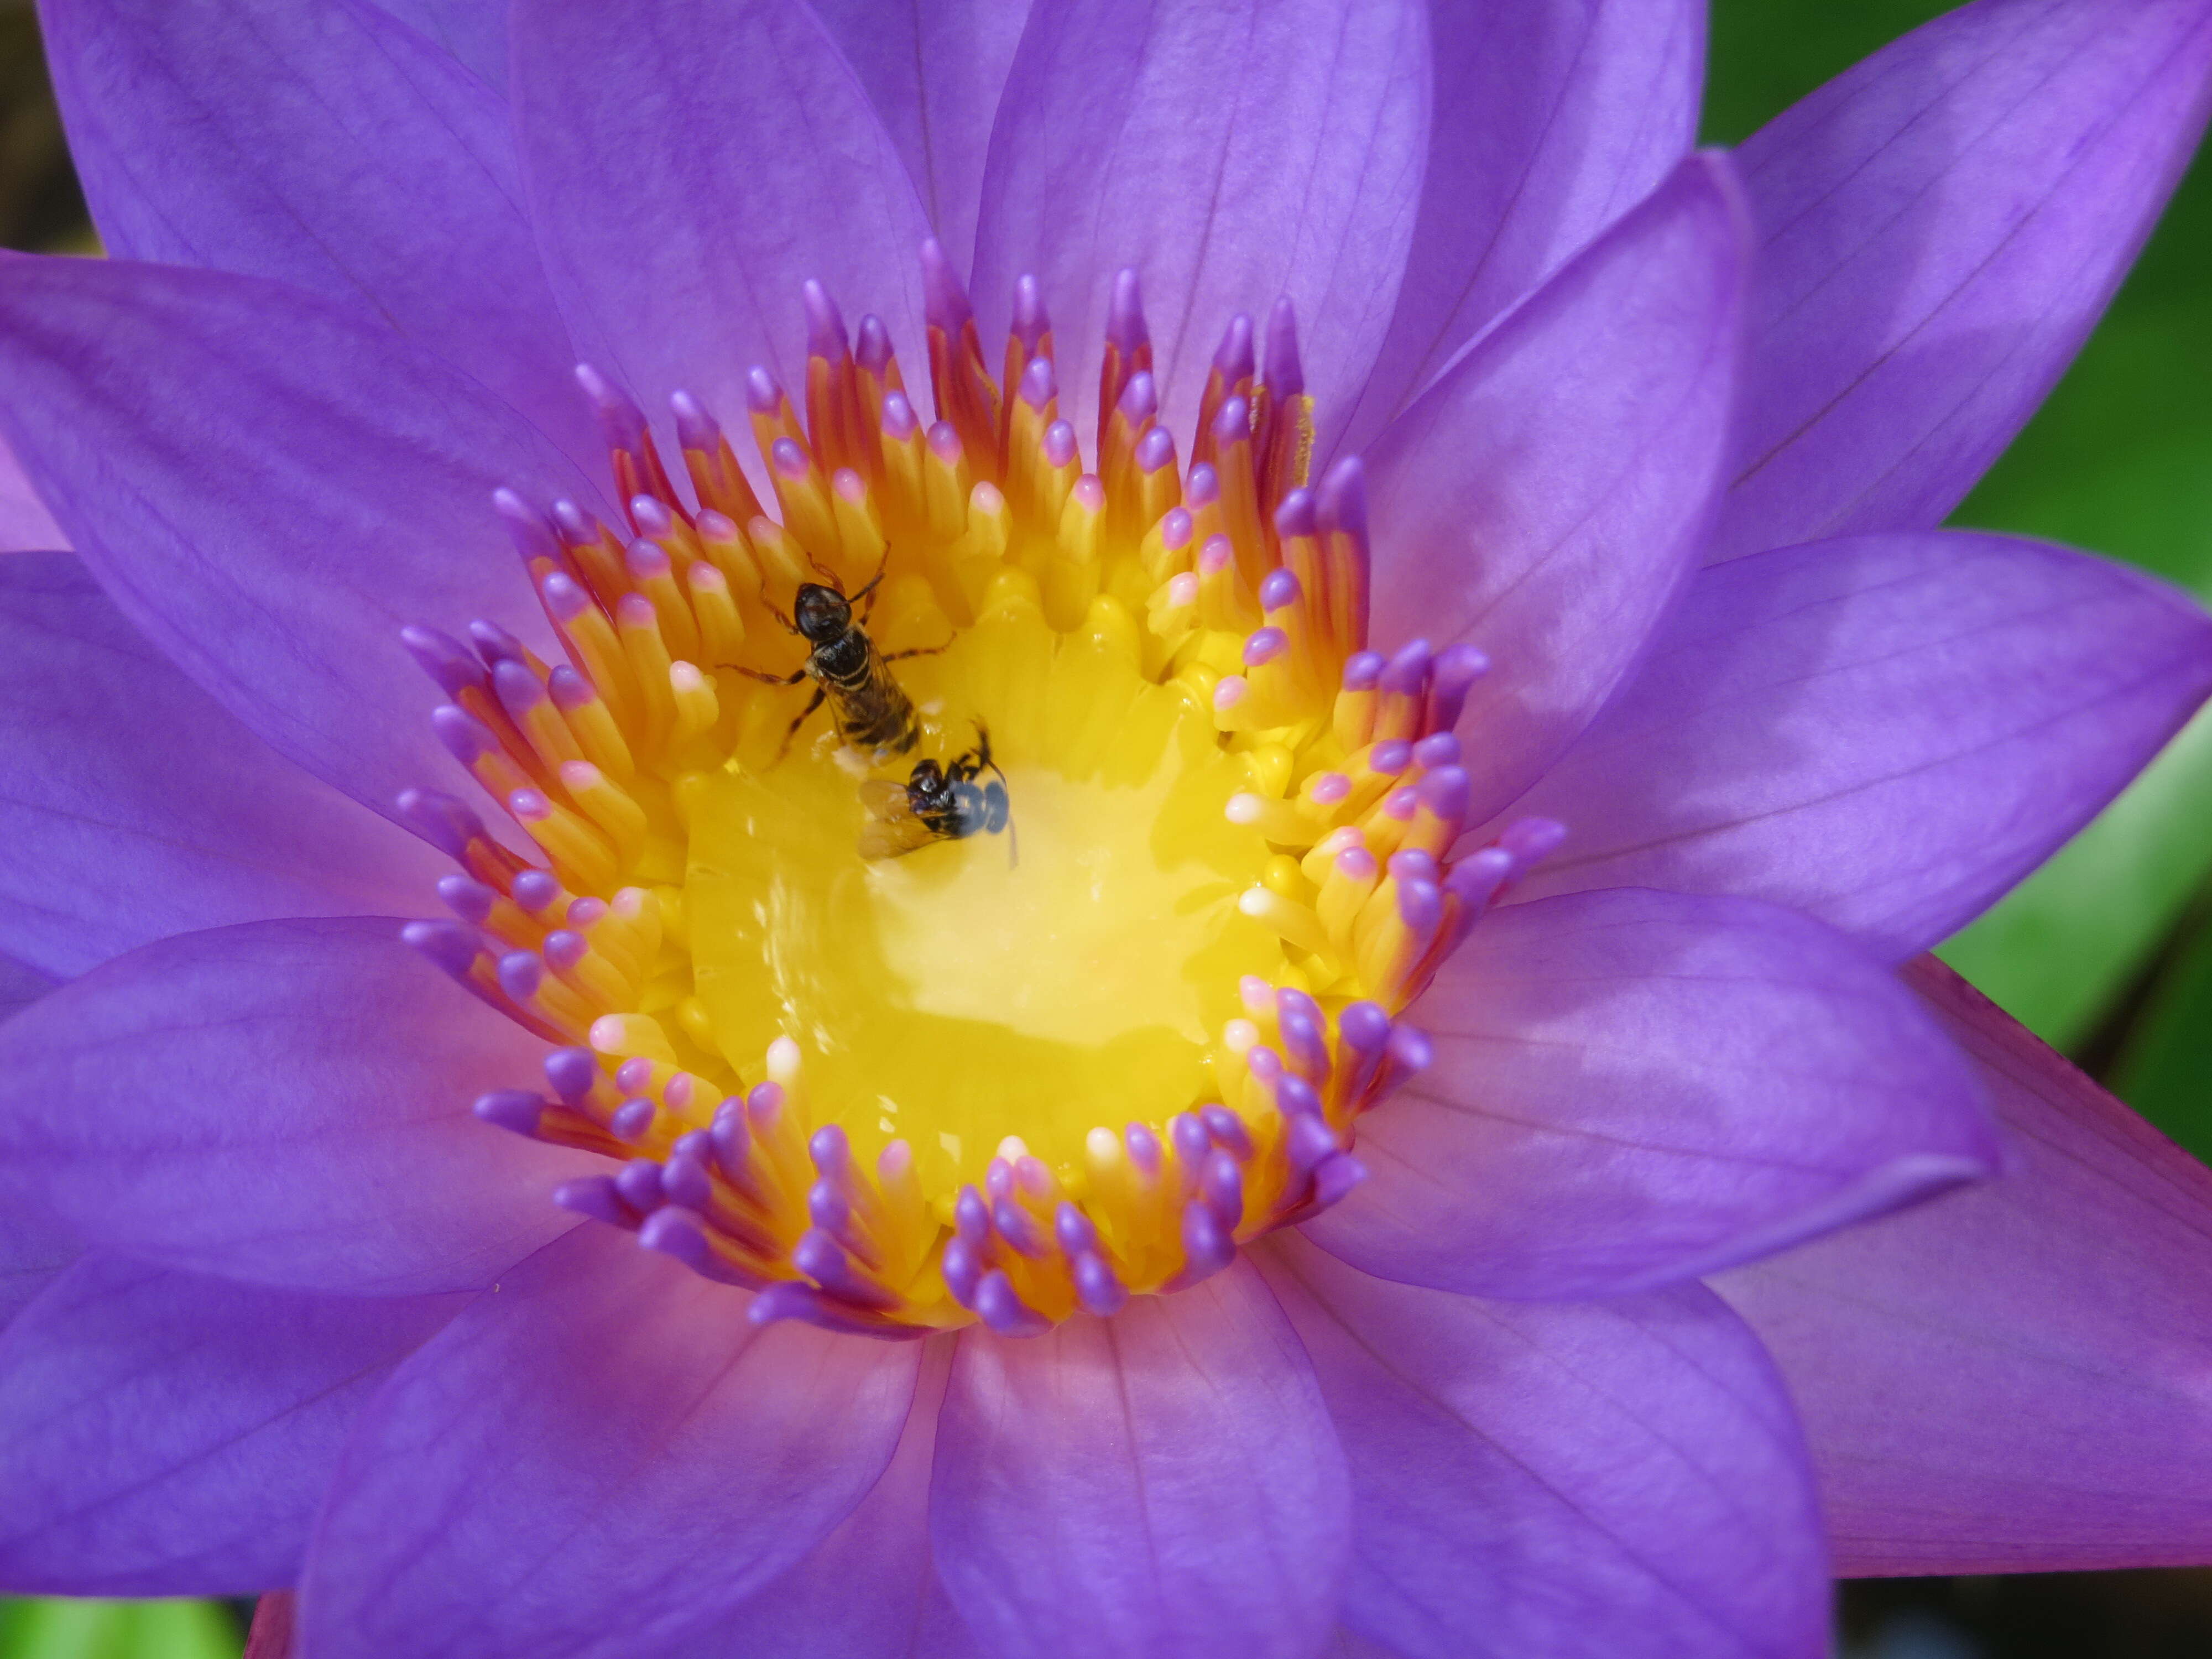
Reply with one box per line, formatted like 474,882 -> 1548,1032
403,251 -> 1560,1337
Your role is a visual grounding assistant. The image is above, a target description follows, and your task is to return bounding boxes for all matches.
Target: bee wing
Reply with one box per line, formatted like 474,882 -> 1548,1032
858,813 -> 943,859
857,779 -> 916,822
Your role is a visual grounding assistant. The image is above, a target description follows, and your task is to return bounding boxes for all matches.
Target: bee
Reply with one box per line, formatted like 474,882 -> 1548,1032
735,555 -> 945,760
858,724 -> 1016,864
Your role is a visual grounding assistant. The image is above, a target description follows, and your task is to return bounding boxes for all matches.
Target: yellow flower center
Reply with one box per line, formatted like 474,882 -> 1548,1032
403,253 -> 1543,1336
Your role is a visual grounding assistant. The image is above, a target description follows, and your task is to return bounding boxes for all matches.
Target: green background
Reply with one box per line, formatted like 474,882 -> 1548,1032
4,0 -> 2210,1653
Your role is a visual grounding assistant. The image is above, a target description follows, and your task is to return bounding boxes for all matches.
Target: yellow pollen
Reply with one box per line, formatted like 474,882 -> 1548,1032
411,265 -> 1526,1337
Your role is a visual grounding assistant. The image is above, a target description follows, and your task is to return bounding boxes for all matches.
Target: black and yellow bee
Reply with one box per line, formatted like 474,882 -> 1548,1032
858,725 -> 1015,864
738,560 -> 941,760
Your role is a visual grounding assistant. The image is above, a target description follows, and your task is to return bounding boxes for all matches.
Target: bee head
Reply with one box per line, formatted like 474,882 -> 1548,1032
792,583 -> 851,644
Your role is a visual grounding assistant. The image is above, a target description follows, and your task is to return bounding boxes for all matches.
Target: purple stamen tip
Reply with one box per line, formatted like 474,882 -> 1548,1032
1447,846 -> 1515,905
802,279 -> 849,361
401,919 -> 481,977
495,950 -> 545,1001
1500,816 -> 1568,866
855,313 -> 893,372
1432,641 -> 1489,692
1018,354 -> 1057,411
1411,731 -> 1460,770
745,365 -> 784,414
975,1270 -> 1052,1337
769,437 -> 814,481
545,1047 -> 597,1105
1342,650 -> 1386,692
1274,487 -> 1317,540
614,1157 -> 664,1213
512,869 -> 561,912
1381,639 -> 1434,695
613,1055 -> 652,1095
547,664 -> 594,712
1339,1000 -> 1391,1053
493,489 -> 561,564
492,658 -> 546,714
1201,1105 -> 1255,1159
1187,462 -> 1220,506
1179,1199 -> 1235,1280
808,1180 -> 852,1235
550,499 -> 598,547
669,389 -> 720,450
554,1175 -> 634,1228
954,1185 -> 992,1245
1170,1110 -> 1211,1167
665,1139 -> 717,1210
396,790 -> 482,859
473,1090 -> 545,1135
1387,1023 -> 1433,1075
625,538 -> 671,581
1074,1251 -> 1129,1317
1125,1122 -> 1162,1174
1312,1152 -> 1369,1209
1213,312 -> 1254,378
927,420 -> 963,464
611,1098 -> 658,1143
1242,627 -> 1287,667
1213,395 -> 1250,444
1161,505 -> 1194,549
808,1124 -> 853,1177
1117,369 -> 1157,423
1264,296 -> 1304,397
1043,419 -> 1079,469
430,704 -> 495,764
573,363 -> 648,447
630,494 -> 672,537
1388,848 -> 1439,885
1134,426 -> 1176,474
1011,274 -> 1050,348
437,873 -> 494,924
1260,567 -> 1301,612
1417,765 -> 1470,819
992,1197 -> 1051,1259
1288,1112 -> 1340,1172
540,572 -> 593,625
1275,1073 -> 1324,1122
1397,878 -> 1443,931
1370,738 -> 1413,774
941,1238 -> 984,1306
542,930 -> 587,974
1055,1201 -> 1098,1255
467,618 -> 530,669
881,390 -> 917,440
1317,456 -> 1368,536
919,237 -> 974,329
400,624 -> 483,697
1106,268 -> 1148,350
1202,1149 -> 1244,1228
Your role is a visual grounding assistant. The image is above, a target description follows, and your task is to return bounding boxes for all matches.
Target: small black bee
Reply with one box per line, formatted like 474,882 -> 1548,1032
736,555 -> 944,759
858,724 -> 1015,864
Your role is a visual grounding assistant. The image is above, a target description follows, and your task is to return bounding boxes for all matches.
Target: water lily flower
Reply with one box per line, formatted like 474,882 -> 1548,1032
5,1 -> 2212,1656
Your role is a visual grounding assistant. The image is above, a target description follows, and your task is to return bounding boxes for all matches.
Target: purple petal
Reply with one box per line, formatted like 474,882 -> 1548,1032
0,1207 -> 76,1332
1364,153 -> 1747,822
41,0 -> 592,465
712,1339 -> 983,1658
1337,0 -> 1705,457
0,953 -> 56,1026
1305,887 -> 1999,1301
512,0 -> 931,451
0,429 -> 65,552
0,917 -> 591,1295
374,0 -> 508,87
1501,531 -> 2212,961
302,1226 -> 922,1659
809,0 -> 1031,268
1718,956 -> 2212,1574
1711,0 -> 2212,561
931,1259 -> 1350,1659
1258,1234 -> 1828,1659
0,1255 -> 460,1596
971,0 -> 1430,439
0,255 -> 599,825
0,552 -> 446,978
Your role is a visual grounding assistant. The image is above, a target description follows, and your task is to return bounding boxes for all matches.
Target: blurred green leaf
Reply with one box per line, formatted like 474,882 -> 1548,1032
2110,905 -> 2212,1160
1700,0 -> 1952,145
0,1599 -> 239,1659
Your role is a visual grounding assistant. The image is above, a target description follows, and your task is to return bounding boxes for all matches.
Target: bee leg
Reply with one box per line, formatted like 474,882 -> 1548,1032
852,546 -> 895,622
775,685 -> 828,760
733,664 -> 810,686
883,634 -> 955,664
